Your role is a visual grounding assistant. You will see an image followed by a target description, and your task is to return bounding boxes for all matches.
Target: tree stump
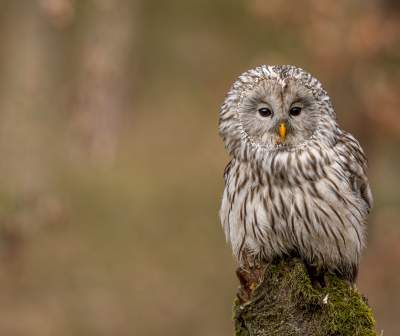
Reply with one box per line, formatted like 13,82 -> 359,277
233,258 -> 377,336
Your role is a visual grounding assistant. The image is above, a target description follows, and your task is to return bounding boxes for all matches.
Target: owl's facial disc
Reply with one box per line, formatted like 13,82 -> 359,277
239,79 -> 319,149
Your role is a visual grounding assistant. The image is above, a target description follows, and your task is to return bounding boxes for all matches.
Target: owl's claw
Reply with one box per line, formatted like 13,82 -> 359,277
249,282 -> 258,291
236,262 -> 265,303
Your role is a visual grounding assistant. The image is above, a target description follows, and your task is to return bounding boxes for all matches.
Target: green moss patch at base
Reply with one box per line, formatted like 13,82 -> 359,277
233,259 -> 376,336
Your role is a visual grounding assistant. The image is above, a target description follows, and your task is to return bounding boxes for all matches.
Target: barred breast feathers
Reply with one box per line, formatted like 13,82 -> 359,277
220,138 -> 369,279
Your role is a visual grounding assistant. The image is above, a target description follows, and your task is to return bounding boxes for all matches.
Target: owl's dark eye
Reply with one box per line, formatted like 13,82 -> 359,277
258,107 -> 272,117
289,106 -> 302,116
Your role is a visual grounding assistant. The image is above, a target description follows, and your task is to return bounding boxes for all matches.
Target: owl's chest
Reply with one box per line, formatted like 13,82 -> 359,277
226,161 -> 352,230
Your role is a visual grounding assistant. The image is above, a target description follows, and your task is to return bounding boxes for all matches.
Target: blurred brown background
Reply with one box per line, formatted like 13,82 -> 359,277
0,0 -> 398,335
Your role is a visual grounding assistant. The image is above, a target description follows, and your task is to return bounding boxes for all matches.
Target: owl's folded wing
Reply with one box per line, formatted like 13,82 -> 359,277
338,131 -> 373,214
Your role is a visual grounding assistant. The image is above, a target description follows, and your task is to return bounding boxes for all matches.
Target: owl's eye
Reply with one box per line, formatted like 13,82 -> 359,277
258,107 -> 272,117
289,106 -> 302,116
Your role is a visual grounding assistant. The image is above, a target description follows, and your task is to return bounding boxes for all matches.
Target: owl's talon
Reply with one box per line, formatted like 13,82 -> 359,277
249,282 -> 258,291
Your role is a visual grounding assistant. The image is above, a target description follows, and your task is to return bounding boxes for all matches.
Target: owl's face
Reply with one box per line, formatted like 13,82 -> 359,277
239,78 -> 319,148
220,65 -> 337,161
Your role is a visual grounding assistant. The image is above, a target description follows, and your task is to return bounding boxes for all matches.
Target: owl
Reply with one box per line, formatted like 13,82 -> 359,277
219,65 -> 372,283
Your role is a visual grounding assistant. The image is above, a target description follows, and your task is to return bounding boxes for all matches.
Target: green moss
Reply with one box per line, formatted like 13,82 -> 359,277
321,275 -> 376,336
233,259 -> 376,336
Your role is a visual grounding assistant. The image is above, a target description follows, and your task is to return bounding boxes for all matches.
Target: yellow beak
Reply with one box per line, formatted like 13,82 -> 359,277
278,122 -> 287,142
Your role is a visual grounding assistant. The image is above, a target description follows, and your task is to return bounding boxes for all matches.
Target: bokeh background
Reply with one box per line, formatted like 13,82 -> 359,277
0,0 -> 398,335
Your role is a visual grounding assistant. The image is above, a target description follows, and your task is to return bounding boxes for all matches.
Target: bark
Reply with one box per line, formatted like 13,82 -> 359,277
0,1 -> 66,267
233,257 -> 377,336
70,0 -> 138,163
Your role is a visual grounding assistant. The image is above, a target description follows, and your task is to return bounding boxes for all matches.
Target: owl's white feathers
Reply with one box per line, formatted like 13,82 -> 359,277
219,65 -> 372,282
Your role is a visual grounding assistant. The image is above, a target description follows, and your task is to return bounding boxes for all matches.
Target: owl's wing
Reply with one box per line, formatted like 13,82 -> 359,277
337,131 -> 373,213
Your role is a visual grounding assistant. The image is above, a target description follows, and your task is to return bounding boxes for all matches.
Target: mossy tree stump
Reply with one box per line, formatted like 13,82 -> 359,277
233,258 -> 376,336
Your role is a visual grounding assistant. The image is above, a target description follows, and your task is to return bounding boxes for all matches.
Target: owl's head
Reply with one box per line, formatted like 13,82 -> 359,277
219,65 -> 338,161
